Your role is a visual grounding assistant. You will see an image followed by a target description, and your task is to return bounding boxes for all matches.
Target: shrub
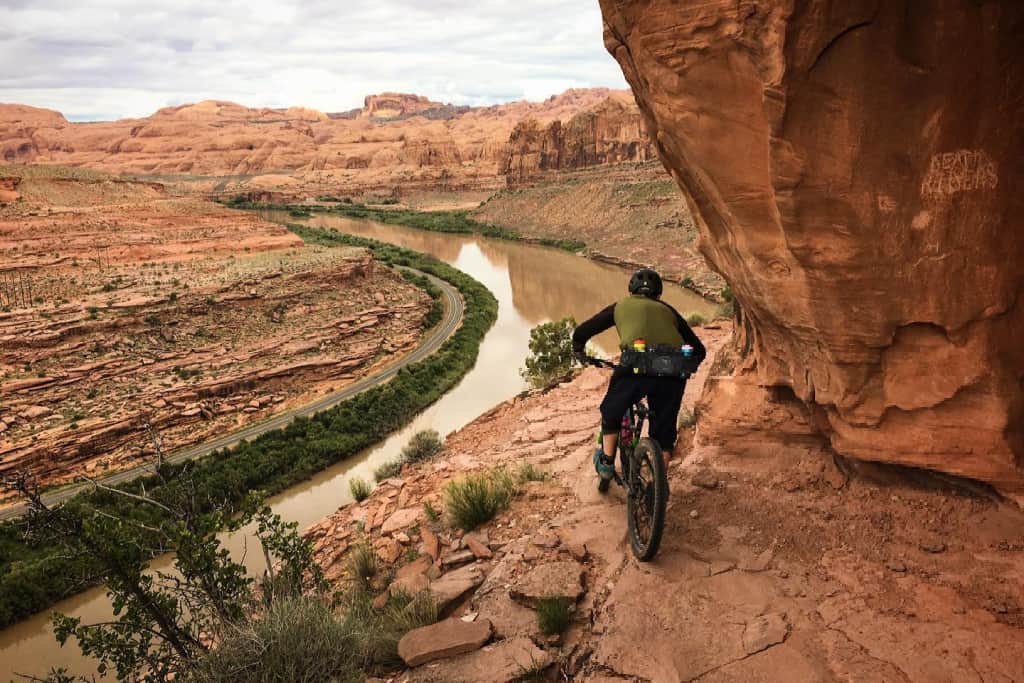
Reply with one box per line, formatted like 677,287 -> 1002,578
685,313 -> 706,328
347,539 -> 378,585
678,407 -> 697,429
373,459 -> 403,482
517,462 -> 548,483
349,476 -> 372,502
422,501 -> 440,523
340,588 -> 437,669
535,595 -> 573,636
520,317 -> 578,389
192,596 -> 357,682
444,468 -> 519,531
400,429 -> 444,463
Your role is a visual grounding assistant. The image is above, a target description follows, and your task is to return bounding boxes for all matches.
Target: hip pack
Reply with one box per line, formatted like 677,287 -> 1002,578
620,345 -> 698,378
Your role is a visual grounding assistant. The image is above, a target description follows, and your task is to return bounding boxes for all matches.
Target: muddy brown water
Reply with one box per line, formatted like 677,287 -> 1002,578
0,213 -> 715,679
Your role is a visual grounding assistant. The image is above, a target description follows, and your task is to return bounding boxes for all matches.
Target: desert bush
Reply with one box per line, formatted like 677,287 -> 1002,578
685,313 -> 706,328
191,596 -> 357,683
400,429 -> 444,463
520,317 -> 578,389
422,501 -> 440,523
535,595 -> 573,636
678,407 -> 697,429
349,476 -> 372,502
444,467 -> 519,531
516,462 -> 548,483
347,539 -> 378,586
373,459 -> 403,482
339,588 -> 437,669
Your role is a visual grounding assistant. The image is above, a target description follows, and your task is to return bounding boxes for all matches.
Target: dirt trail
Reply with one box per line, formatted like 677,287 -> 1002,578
309,323 -> 1024,682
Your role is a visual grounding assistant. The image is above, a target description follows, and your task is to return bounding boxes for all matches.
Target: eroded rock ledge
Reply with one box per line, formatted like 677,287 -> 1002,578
598,0 -> 1024,496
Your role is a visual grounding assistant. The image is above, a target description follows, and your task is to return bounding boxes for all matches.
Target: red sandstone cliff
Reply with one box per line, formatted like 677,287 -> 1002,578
503,93 -> 655,183
599,0 -> 1024,497
0,89 -> 650,193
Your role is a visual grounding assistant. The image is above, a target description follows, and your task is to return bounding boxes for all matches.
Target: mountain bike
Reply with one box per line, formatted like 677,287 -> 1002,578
586,357 -> 668,562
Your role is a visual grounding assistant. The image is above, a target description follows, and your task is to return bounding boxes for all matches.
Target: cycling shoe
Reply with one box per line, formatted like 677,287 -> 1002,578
593,449 -> 615,481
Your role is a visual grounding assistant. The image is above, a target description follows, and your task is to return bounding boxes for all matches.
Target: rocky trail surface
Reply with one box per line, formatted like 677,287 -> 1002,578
306,324 -> 1024,682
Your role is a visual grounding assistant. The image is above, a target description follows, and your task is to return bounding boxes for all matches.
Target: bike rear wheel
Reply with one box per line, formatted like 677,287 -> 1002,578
626,437 -> 668,561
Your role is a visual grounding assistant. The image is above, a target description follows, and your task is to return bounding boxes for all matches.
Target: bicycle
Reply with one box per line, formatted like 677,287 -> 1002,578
585,356 -> 669,562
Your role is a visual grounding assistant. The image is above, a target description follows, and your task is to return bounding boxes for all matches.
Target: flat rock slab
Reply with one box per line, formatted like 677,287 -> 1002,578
401,636 -> 551,683
382,507 -> 422,535
398,617 -> 492,667
511,560 -> 585,606
429,564 -> 485,615
743,613 -> 789,655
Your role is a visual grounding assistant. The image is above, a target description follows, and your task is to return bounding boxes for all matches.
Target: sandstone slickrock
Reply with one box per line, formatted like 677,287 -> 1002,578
397,617 -> 492,667
599,0 -> 1024,498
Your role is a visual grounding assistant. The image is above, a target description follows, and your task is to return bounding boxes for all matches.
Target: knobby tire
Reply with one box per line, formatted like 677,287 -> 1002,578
626,437 -> 668,561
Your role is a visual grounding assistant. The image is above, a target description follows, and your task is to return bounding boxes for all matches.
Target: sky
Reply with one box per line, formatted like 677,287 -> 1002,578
0,0 -> 629,121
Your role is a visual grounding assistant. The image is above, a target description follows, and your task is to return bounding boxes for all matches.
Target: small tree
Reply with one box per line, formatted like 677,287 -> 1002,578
3,462 -> 326,682
520,317 -> 578,389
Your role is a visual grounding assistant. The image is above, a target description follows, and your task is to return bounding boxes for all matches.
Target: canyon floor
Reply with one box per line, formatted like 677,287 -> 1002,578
306,324 -> 1024,682
0,165 -> 431,501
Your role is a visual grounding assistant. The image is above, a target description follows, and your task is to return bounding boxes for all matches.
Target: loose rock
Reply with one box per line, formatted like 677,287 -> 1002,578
398,617 -> 492,667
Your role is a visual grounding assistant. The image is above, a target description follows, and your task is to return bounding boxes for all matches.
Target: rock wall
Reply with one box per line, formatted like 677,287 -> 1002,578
503,94 -> 655,183
599,0 -> 1024,496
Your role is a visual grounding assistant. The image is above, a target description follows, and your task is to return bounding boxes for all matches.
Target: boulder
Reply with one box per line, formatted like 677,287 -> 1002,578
381,507 -> 421,535
598,0 -> 1024,498
511,560 -> 585,607
401,636 -> 551,683
397,617 -> 492,667
428,564 -> 485,615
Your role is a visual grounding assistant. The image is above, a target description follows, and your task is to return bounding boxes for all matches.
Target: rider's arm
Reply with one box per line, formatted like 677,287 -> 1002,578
572,304 -> 616,354
672,309 -> 707,364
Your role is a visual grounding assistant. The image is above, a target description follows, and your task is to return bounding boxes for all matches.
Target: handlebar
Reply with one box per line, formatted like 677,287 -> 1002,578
579,355 -> 616,369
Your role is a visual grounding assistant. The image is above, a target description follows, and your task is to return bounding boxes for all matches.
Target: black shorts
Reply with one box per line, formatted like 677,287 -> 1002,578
599,368 -> 686,451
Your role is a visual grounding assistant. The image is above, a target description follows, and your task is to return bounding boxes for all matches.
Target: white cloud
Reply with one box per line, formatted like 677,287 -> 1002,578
0,0 -> 627,120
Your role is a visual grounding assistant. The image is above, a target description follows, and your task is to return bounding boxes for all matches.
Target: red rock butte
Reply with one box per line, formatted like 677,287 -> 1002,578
599,0 -> 1024,498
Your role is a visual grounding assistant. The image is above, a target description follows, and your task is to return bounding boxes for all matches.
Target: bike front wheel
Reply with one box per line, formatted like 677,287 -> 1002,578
626,437 -> 668,561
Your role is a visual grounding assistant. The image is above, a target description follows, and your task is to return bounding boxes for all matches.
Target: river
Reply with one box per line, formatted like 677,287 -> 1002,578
0,213 -> 715,679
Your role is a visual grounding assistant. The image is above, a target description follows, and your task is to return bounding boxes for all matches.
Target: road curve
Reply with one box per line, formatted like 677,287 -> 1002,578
0,268 -> 464,522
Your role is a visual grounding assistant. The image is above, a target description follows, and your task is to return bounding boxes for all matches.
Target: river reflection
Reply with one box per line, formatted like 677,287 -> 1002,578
0,213 -> 715,679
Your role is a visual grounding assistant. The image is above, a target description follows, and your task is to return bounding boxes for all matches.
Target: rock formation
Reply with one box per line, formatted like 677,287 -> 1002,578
0,166 -> 430,496
0,89 -> 652,196
503,93 -> 655,183
599,0 -> 1024,497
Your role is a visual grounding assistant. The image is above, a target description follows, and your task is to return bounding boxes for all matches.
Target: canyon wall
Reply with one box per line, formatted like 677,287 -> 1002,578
502,93 -> 655,183
599,0 -> 1024,495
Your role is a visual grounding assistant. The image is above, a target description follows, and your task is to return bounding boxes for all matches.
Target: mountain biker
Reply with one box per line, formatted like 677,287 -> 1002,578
571,268 -> 706,481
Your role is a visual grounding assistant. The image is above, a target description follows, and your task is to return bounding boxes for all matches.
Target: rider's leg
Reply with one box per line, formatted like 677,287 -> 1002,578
597,369 -> 638,476
602,432 -> 619,459
648,377 -> 686,465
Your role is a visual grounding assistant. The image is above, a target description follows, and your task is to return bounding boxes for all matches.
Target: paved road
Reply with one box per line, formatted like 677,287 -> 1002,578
0,269 -> 464,522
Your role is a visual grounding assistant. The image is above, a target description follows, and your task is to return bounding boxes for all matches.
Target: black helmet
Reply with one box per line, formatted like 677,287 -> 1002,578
628,268 -> 663,298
